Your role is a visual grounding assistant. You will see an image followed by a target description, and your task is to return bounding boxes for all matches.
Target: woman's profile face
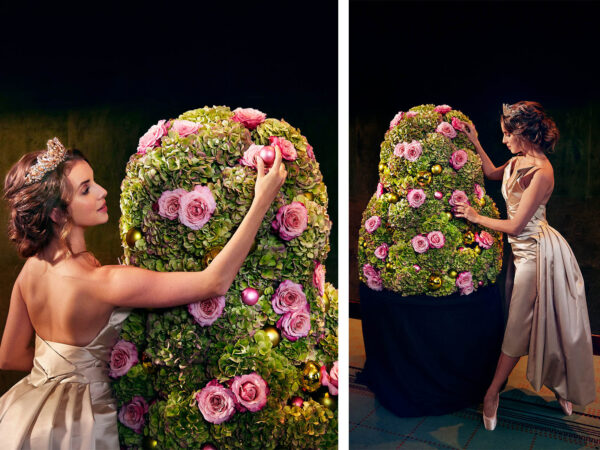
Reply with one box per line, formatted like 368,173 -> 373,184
501,121 -> 522,155
65,160 -> 108,228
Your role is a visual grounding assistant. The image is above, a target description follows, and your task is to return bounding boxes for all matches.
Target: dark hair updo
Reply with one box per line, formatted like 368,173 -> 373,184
3,147 -> 88,258
501,101 -> 560,153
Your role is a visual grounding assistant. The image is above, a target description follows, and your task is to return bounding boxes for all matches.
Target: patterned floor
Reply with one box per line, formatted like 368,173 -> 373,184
349,319 -> 600,449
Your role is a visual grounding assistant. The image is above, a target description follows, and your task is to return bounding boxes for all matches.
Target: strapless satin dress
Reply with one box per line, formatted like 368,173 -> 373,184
501,157 -> 595,405
0,308 -> 131,449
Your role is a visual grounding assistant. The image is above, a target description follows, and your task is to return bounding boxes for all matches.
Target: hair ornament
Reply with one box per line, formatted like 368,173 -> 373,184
24,137 -> 68,186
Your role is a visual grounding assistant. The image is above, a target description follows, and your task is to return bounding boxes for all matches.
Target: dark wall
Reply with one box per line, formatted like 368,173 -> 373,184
0,3 -> 337,392
350,1 -> 600,331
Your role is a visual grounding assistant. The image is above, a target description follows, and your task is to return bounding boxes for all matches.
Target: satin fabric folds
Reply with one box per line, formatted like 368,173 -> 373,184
501,157 -> 595,406
0,308 -> 130,449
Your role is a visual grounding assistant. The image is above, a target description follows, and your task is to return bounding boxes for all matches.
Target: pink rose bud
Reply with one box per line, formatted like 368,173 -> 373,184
474,183 -> 484,200
434,191 -> 443,200
363,264 -> 383,291
137,119 -> 168,154
434,104 -> 452,114
196,383 -> 237,424
404,140 -> 422,162
157,188 -> 187,220
313,261 -> 326,297
306,142 -> 315,160
407,189 -> 426,208
413,264 -> 421,272
427,231 -> 445,249
476,230 -> 494,249
240,144 -> 264,168
269,136 -> 297,161
374,243 -> 389,260
179,185 -> 217,230
109,340 -> 139,378
436,121 -> 457,139
389,111 -> 404,129
171,119 -> 200,137
271,202 -> 309,241
451,117 -> 464,130
364,215 -> 382,233
276,306 -> 311,341
450,149 -> 468,170
118,396 -> 148,433
232,107 -> 266,129
394,142 -> 406,158
411,235 -> 429,254
271,280 -> 308,314
376,183 -> 385,198
188,296 -> 226,326
231,372 -> 269,412
406,111 -> 418,118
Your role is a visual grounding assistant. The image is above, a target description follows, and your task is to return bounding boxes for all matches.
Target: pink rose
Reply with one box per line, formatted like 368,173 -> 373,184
435,105 -> 452,114
461,283 -> 474,296
389,111 -> 404,129
376,182 -> 384,198
456,271 -> 473,289
269,136 -> 297,161
450,149 -> 468,170
449,190 -> 470,207
171,119 -> 200,137
118,396 -> 148,433
232,107 -> 266,129
320,361 -> 339,396
363,264 -> 383,291
188,296 -> 226,326
374,243 -> 389,259
137,119 -> 168,154
364,215 -> 381,233
313,261 -> 325,297
109,340 -> 139,378
474,183 -> 484,200
231,372 -> 269,412
404,140 -> 422,162
427,231 -> 445,249
306,143 -> 315,160
407,189 -> 426,208
436,121 -> 457,139
411,235 -> 429,254
394,142 -> 406,158
157,188 -> 187,220
271,201 -> 308,241
476,231 -> 494,249
240,144 -> 263,168
196,383 -> 237,424
451,117 -> 464,131
406,111 -> 418,118
271,280 -> 308,314
178,185 -> 217,230
277,306 -> 311,341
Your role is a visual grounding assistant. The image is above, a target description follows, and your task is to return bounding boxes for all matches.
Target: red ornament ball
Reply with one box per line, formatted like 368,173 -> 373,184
259,146 -> 276,167
291,396 -> 304,408
242,288 -> 259,306
201,444 -> 217,450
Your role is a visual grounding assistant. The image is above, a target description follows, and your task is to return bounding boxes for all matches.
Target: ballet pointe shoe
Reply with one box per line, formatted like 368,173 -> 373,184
482,393 -> 499,431
557,396 -> 573,416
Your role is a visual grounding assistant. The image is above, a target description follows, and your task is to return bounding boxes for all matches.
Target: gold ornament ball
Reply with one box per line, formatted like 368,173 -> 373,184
463,231 -> 475,245
428,275 -> 442,290
444,212 -> 453,221
431,164 -> 442,175
314,389 -> 337,411
126,228 -> 143,247
143,437 -> 158,449
263,325 -> 281,347
448,269 -> 458,278
203,246 -> 223,267
301,361 -> 321,392
379,163 -> 385,172
386,263 -> 393,269
304,192 -> 314,201
362,241 -> 368,248
479,197 -> 486,207
388,193 -> 399,203
474,246 -> 482,254
417,171 -> 432,186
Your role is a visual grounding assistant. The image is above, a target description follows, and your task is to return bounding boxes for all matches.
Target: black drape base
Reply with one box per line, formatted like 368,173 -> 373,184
358,283 -> 504,417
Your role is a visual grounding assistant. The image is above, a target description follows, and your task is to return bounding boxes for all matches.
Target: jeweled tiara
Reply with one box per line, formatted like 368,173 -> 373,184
24,138 -> 68,186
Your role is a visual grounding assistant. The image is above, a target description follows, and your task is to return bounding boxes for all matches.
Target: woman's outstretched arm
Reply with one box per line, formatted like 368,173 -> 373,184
91,149 -> 287,309
462,122 -> 509,180
0,280 -> 34,371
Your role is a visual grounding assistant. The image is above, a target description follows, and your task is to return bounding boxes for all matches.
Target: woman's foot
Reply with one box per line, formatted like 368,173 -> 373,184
483,392 -> 500,431
557,396 -> 573,416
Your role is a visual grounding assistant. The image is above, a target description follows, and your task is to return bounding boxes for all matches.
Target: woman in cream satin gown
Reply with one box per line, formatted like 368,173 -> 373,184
0,138 -> 286,449
454,101 -> 595,431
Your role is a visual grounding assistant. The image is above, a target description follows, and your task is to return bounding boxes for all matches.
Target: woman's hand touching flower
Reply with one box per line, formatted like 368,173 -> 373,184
453,200 -> 480,224
461,121 -> 480,146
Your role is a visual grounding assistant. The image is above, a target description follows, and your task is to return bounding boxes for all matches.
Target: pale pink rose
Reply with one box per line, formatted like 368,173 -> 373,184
196,383 -> 236,424
474,183 -> 484,200
109,340 -> 138,378
406,111 -> 418,118
411,235 -> 429,254
362,264 -> 383,291
449,190 -> 470,207
306,143 -> 315,160
376,183 -> 384,198
364,215 -> 381,233
435,104 -> 452,114
188,296 -> 226,326
407,189 -> 426,208
460,284 -> 475,296
157,188 -> 187,220
277,306 -> 311,341
240,144 -> 264,168
231,373 -> 269,412
427,231 -> 445,249
389,111 -> 404,129
313,261 -> 325,296
450,149 -> 468,170
456,271 -> 473,289
436,121 -> 457,139
451,117 -> 464,130
374,243 -> 389,259
320,362 -> 339,396
404,140 -> 422,162
171,119 -> 200,137
366,275 -> 383,291
271,201 -> 308,241
178,185 -> 217,230
476,231 -> 494,249
271,280 -> 308,314
269,136 -> 297,161
137,119 -> 168,154
394,142 -> 406,158
232,107 -> 266,129
118,396 -> 148,433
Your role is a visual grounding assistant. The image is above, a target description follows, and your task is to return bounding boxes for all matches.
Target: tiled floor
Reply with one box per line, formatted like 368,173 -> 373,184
350,319 -> 600,449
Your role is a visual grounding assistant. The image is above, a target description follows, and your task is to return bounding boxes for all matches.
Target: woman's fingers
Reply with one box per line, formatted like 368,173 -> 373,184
272,146 -> 283,171
256,156 -> 265,179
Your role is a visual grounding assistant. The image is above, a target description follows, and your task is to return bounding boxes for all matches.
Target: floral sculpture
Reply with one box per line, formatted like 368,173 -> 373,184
112,106 -> 338,449
358,104 -> 503,296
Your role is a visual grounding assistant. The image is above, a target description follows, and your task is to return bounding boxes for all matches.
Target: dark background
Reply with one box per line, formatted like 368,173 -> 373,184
0,3 -> 337,393
350,1 -> 600,331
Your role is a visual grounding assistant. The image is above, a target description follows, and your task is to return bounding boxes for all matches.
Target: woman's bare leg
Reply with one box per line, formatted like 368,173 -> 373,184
483,352 -> 520,417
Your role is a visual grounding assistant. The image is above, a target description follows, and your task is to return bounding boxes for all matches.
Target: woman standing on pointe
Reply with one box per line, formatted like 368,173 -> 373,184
453,101 -> 595,430
0,138 -> 286,448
